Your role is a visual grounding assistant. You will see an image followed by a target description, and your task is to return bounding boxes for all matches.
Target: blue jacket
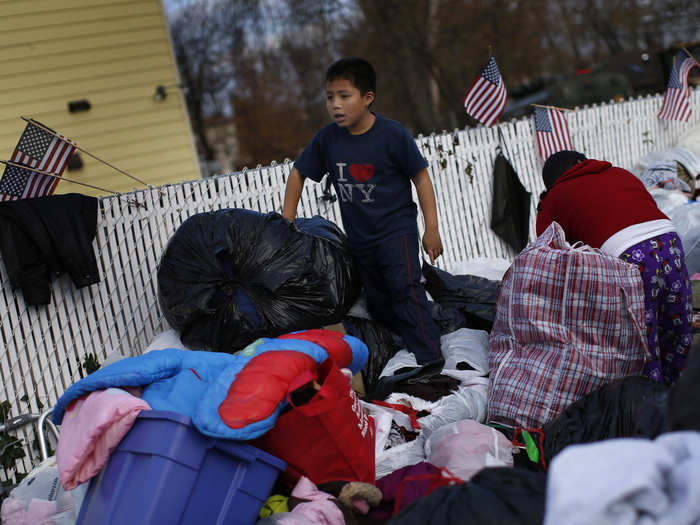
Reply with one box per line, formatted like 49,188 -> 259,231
53,332 -> 367,441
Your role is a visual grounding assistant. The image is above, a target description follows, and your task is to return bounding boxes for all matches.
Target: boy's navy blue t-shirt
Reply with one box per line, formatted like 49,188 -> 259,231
294,114 -> 428,249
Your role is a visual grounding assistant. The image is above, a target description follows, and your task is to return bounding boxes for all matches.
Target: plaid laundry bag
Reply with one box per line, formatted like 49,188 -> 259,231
487,222 -> 650,428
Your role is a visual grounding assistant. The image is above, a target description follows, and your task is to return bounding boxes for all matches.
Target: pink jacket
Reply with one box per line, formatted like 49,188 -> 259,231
56,388 -> 150,490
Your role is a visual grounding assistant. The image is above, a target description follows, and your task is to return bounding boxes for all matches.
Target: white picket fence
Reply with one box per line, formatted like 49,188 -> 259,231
0,89 -> 698,475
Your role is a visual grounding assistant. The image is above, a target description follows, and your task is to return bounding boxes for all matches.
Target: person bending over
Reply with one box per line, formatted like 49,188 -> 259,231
536,150 -> 692,385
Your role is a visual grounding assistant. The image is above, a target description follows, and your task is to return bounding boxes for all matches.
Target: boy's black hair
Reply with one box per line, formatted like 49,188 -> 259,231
325,57 -> 376,96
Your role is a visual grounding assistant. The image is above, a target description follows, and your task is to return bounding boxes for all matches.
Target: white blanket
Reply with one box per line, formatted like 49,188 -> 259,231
545,431 -> 700,525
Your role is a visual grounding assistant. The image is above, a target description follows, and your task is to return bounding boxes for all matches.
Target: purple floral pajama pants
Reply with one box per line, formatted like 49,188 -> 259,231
620,232 -> 692,384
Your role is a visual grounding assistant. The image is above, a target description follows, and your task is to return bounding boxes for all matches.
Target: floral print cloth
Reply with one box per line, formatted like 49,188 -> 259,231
621,232 -> 692,384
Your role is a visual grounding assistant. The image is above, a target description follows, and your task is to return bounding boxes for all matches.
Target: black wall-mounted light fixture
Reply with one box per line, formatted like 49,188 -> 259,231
153,83 -> 186,101
154,85 -> 167,101
68,99 -> 91,113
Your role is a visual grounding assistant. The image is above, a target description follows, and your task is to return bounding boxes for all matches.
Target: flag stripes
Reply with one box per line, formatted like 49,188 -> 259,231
0,124 -> 75,201
658,50 -> 698,122
464,55 -> 508,127
534,107 -> 572,161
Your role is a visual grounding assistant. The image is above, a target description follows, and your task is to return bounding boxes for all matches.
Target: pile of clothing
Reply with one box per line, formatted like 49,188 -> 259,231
4,200 -> 700,525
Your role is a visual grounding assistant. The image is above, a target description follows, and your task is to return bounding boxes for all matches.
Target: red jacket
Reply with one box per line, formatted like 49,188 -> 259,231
535,159 -> 668,248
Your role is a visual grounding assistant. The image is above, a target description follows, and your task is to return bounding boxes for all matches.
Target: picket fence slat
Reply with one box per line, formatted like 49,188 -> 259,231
0,89 -> 698,479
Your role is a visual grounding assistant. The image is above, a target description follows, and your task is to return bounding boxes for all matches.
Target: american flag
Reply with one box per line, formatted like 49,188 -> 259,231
658,50 -> 698,122
534,106 -> 573,161
0,122 -> 76,201
463,55 -> 508,127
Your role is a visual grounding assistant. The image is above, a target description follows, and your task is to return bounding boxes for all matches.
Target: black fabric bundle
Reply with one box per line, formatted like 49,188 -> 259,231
387,467 -> 546,525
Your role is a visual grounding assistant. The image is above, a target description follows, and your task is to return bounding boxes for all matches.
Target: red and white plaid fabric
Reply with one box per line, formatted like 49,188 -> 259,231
487,222 -> 650,428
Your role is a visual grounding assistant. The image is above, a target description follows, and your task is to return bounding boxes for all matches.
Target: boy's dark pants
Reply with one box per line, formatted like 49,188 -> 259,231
353,233 -> 442,364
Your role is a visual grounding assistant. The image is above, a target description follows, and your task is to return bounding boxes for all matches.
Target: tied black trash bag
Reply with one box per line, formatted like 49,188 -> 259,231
157,209 -> 360,352
668,336 -> 700,432
542,376 -> 669,463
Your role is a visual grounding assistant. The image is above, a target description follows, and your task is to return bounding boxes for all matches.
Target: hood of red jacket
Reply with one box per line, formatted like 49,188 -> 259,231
553,159 -> 613,186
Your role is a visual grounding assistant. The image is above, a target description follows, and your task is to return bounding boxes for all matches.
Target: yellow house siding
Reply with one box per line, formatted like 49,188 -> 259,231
0,0 -> 201,197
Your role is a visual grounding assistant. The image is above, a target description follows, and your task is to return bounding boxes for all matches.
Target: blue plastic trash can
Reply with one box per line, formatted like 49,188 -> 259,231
76,410 -> 285,525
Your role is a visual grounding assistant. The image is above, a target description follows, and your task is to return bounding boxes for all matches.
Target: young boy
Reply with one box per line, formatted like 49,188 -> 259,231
536,150 -> 692,385
282,57 -> 444,365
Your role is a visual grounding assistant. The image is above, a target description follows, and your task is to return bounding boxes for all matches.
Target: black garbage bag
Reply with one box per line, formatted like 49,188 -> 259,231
668,338 -> 700,432
387,467 -> 546,525
157,210 -> 360,352
541,375 -> 669,466
421,263 -> 499,328
343,315 -> 403,394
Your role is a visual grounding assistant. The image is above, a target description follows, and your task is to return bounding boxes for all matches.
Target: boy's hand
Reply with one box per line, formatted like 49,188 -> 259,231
422,228 -> 443,265
412,169 -> 443,265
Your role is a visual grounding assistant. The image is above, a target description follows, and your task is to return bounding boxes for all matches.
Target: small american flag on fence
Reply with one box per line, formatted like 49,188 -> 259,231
0,122 -> 76,201
658,50 -> 698,122
534,106 -> 573,161
463,55 -> 508,127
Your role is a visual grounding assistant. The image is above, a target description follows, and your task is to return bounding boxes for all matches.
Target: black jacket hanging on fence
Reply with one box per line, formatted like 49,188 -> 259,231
0,193 -> 100,305
490,152 -> 531,253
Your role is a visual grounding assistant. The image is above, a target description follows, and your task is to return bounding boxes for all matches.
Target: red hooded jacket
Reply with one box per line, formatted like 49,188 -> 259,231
535,159 -> 668,248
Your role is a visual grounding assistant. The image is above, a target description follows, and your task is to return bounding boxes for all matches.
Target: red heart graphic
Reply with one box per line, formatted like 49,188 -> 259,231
349,163 -> 375,182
